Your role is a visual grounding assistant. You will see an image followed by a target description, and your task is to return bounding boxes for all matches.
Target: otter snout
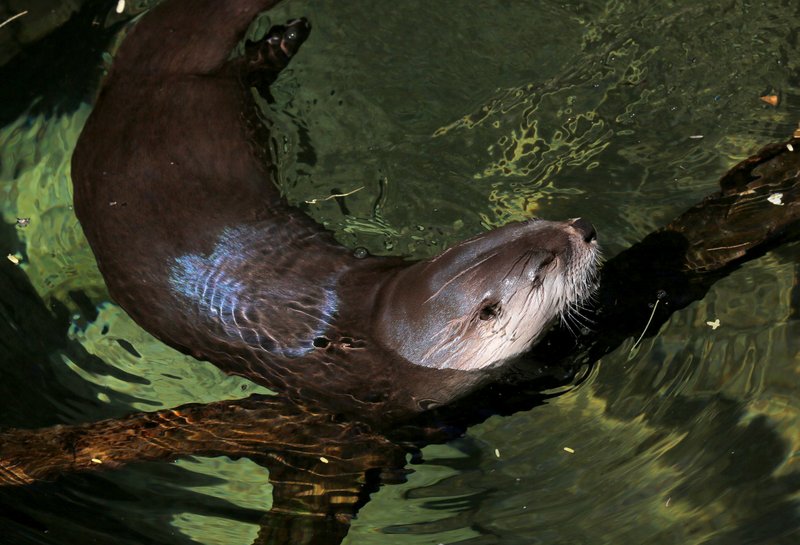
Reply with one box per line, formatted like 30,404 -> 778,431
570,217 -> 597,244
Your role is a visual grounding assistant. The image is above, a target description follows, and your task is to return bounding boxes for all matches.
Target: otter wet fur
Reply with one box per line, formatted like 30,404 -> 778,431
71,0 -> 599,426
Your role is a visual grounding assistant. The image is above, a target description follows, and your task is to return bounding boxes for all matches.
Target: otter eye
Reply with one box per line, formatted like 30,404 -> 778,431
479,302 -> 500,321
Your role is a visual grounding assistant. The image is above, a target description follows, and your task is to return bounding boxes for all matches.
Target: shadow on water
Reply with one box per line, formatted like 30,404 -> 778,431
0,220 -> 153,429
1,1 -> 800,544
0,0 -> 134,126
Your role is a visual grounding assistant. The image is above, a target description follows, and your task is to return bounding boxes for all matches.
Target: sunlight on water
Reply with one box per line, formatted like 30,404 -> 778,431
0,107 -> 106,303
345,444 -> 484,545
67,303 -> 271,411
170,457 -> 272,545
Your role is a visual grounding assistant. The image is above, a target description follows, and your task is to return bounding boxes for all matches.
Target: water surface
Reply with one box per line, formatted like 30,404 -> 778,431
1,0 -> 799,543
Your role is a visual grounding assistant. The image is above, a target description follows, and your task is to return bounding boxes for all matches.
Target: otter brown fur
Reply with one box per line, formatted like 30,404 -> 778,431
71,0 -> 598,425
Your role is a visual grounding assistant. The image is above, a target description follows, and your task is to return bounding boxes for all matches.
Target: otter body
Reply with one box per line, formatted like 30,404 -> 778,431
72,0 -> 598,425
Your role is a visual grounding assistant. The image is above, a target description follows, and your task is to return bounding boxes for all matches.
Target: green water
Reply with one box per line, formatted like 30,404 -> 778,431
1,0 -> 799,543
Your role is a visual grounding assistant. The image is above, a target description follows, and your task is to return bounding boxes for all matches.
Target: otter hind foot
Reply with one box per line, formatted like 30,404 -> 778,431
243,18 -> 311,88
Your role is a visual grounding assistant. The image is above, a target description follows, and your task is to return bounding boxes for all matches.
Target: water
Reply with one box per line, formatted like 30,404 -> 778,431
1,0 -> 799,543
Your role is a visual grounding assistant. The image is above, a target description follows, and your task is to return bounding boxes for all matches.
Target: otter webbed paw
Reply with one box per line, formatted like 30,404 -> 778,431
242,18 -> 311,91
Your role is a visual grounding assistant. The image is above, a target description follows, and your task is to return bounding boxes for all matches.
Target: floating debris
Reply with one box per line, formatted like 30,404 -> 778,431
305,186 -> 364,205
91,458 -> 103,464
760,94 -> 779,107
788,143 -> 795,152
563,447 -> 575,454
631,297 -> 661,352
0,10 -> 27,29
15,217 -> 30,228
706,319 -> 721,330
116,0 -> 126,14
319,456 -> 329,464
494,448 -> 501,458
767,193 -> 784,206
689,135 -> 704,140
6,254 -> 20,265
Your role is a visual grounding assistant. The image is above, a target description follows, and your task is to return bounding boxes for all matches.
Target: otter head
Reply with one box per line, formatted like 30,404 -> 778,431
375,218 -> 599,371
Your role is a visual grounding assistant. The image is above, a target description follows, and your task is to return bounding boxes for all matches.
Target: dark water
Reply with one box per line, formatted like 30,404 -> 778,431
1,0 -> 800,543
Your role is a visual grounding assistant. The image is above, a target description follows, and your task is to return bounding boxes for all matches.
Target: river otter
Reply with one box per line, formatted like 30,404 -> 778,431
71,0 -> 599,425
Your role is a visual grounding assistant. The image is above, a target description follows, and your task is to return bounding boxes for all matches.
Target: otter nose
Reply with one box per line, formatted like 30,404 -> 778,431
571,218 -> 597,243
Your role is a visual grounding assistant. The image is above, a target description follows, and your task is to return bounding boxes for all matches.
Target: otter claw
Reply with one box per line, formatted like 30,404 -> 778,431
243,18 -> 311,84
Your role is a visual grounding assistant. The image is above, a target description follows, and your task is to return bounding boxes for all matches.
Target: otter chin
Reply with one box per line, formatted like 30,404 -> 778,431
70,1 -> 601,422
375,218 -> 599,371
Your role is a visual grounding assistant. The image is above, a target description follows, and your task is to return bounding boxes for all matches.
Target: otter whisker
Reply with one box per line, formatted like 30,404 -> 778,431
423,251 -> 499,304
500,250 -> 537,284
